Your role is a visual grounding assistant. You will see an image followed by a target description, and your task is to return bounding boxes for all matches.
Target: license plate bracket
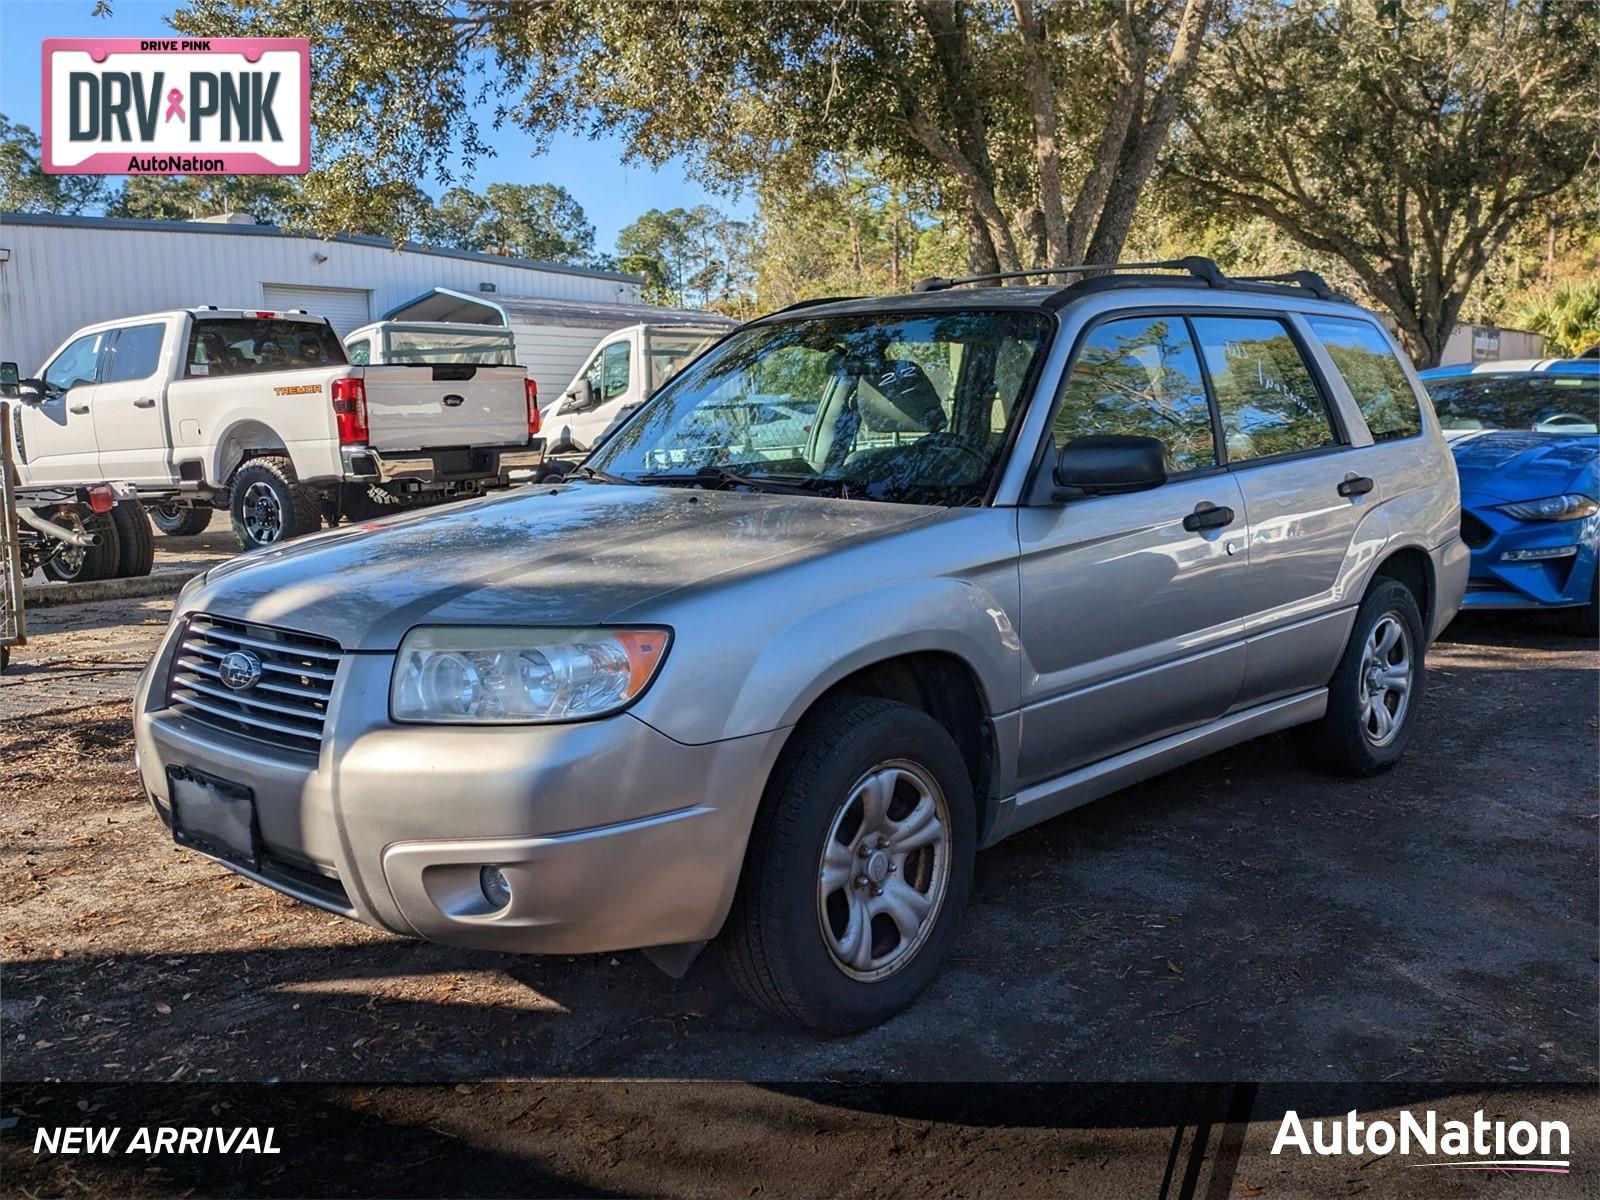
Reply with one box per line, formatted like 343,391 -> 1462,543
168,765 -> 260,870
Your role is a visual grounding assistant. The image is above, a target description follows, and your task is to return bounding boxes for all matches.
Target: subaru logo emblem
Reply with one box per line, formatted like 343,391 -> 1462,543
441,393 -> 465,408
218,649 -> 263,691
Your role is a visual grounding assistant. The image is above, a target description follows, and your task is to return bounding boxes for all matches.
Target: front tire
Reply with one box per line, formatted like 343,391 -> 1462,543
149,502 -> 213,537
1296,578 -> 1425,776
228,457 -> 321,550
722,696 -> 976,1033
40,504 -> 120,583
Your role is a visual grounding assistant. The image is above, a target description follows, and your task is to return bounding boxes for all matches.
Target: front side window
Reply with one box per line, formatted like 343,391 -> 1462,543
1309,318 -> 1421,442
1192,316 -> 1337,463
590,310 -> 1051,506
1054,315 -> 1216,472
186,318 -> 347,377
600,341 -> 631,399
105,323 -> 165,383
346,338 -> 371,366
43,332 -> 104,392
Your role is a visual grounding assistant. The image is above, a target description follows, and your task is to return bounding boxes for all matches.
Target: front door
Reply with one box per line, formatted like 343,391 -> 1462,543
1187,314 -> 1368,704
1016,313 -> 1250,786
15,330 -> 107,485
93,321 -> 173,486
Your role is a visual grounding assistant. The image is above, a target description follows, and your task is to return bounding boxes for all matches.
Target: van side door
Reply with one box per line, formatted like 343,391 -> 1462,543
93,320 -> 176,486
1187,314 -> 1372,706
1015,313 -> 1249,788
15,329 -> 108,485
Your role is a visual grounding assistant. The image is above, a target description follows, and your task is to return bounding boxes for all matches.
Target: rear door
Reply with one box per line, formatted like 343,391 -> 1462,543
1188,314 -> 1370,705
360,364 -> 530,451
1016,313 -> 1250,784
15,330 -> 107,484
94,320 -> 175,486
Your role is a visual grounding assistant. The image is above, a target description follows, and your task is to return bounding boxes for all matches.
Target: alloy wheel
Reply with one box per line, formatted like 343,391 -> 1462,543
1358,612 -> 1413,747
241,482 -> 284,544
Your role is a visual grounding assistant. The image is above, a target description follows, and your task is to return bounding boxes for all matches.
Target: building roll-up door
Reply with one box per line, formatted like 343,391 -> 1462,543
261,284 -> 372,337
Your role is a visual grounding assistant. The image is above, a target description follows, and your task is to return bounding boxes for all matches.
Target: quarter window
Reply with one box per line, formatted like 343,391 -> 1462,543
1309,318 -> 1422,442
1191,317 -> 1336,463
105,323 -> 165,383
43,332 -> 104,392
1054,315 -> 1217,472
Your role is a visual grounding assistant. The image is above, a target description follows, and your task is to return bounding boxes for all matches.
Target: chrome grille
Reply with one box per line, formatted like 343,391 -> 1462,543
166,614 -> 342,753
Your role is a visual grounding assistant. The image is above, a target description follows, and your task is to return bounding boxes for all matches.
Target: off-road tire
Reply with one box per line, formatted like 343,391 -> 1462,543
110,501 -> 155,578
1295,578 -> 1426,777
721,695 -> 976,1033
228,456 -> 321,550
149,502 -> 213,537
40,504 -> 121,583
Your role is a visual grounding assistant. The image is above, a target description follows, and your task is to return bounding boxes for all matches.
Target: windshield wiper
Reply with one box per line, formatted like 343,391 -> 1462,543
568,464 -> 635,485
637,466 -> 814,495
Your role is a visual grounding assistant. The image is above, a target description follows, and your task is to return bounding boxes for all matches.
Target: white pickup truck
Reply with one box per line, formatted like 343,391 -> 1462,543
538,320 -> 734,460
5,308 -> 542,549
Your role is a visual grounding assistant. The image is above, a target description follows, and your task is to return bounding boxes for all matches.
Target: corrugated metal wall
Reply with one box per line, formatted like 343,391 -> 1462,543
516,323 -> 622,400
0,217 -> 643,374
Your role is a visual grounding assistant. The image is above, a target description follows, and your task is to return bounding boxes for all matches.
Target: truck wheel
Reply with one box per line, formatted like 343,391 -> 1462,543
721,695 -> 976,1033
149,502 -> 213,537
41,504 -> 121,583
110,501 -> 155,578
1294,578 -> 1426,776
228,457 -> 321,550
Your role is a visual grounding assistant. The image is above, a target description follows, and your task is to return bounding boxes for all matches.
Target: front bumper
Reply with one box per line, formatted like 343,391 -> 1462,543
1458,503 -> 1599,610
340,444 -> 545,486
134,633 -> 786,955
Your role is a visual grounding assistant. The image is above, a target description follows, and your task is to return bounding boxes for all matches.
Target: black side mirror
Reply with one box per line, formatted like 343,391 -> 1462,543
0,361 -> 17,397
1054,434 -> 1168,498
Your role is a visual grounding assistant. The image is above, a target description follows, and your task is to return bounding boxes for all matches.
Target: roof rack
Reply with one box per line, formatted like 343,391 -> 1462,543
910,256 -> 1341,303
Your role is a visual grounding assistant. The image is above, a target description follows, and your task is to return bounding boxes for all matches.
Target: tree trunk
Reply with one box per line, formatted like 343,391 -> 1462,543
1011,0 -> 1069,263
1064,5 -> 1146,263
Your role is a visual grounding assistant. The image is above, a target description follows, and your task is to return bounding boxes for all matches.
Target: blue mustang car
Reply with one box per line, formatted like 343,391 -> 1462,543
1420,366 -> 1598,635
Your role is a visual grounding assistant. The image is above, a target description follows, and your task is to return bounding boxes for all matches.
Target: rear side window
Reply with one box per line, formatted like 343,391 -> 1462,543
186,318 -> 348,377
105,323 -> 165,382
1054,315 -> 1217,472
1309,318 -> 1422,442
1191,316 -> 1336,463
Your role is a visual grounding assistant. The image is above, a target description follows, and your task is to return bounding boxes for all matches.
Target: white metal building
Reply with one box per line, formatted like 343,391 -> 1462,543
0,212 -> 644,374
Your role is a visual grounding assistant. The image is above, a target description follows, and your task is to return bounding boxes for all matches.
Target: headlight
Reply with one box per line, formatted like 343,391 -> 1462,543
391,626 -> 670,723
1496,494 -> 1599,521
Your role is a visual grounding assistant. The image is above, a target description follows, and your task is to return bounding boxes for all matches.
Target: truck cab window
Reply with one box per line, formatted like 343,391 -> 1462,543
43,332 -> 104,393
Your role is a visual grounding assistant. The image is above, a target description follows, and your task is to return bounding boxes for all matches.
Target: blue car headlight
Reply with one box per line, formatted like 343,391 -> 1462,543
1496,494 -> 1598,521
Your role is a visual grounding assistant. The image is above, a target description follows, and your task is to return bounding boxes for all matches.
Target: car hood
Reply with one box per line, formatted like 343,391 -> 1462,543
188,483 -> 942,650
1448,430 -> 1599,503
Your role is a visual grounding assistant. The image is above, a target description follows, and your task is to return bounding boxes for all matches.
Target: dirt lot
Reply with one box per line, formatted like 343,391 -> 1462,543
2,569 -> 1596,1084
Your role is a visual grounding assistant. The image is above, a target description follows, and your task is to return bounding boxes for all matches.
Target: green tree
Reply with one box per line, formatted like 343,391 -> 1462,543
108,174 -> 302,224
423,182 -> 596,264
0,114 -> 109,213
1167,0 -> 1598,366
615,205 -> 754,310
1515,281 -> 1600,357
172,0 -> 1216,272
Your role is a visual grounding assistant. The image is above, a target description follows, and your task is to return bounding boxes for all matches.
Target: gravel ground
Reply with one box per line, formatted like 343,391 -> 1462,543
2,588 -> 1595,1084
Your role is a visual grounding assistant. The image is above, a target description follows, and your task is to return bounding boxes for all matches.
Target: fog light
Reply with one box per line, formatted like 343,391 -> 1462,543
1500,546 -> 1579,562
479,865 -> 512,909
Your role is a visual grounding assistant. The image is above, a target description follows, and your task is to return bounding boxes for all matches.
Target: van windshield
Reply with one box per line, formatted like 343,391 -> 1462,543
385,328 -> 517,365
186,318 -> 347,377
588,310 -> 1052,505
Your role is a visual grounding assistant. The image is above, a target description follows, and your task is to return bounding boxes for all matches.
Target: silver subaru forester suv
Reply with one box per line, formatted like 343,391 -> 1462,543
135,259 -> 1467,1032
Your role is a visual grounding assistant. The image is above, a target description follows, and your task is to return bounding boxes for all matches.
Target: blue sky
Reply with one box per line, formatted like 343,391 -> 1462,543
0,0 -> 754,249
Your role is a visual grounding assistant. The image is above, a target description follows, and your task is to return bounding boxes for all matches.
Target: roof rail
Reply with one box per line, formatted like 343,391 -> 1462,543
911,257 -> 1226,293
1229,270 -> 1338,301
768,294 -> 861,315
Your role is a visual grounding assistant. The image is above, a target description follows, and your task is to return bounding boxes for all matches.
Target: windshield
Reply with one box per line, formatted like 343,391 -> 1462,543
385,328 -> 516,365
186,318 -> 346,377
588,310 -> 1052,505
1425,374 -> 1599,434
647,329 -> 721,391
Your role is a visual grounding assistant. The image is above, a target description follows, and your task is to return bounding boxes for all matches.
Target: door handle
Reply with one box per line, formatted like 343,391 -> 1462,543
1183,501 -> 1236,532
68,403 -> 90,415
1338,473 -> 1375,498
133,396 -> 156,409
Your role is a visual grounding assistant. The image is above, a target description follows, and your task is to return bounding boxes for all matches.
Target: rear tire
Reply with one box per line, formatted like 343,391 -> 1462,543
228,456 -> 321,550
110,501 -> 155,578
1295,578 -> 1426,776
149,502 -> 213,537
40,504 -> 120,583
722,696 -> 976,1033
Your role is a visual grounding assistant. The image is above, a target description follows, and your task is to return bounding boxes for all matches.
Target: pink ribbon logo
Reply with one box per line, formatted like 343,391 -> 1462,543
164,88 -> 185,123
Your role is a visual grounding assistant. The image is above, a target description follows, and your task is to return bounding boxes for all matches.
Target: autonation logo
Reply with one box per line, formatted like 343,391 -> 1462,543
1272,1109 -> 1571,1174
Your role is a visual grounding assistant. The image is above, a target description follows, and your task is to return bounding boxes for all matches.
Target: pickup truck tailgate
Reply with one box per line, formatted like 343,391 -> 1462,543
360,364 -> 528,451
